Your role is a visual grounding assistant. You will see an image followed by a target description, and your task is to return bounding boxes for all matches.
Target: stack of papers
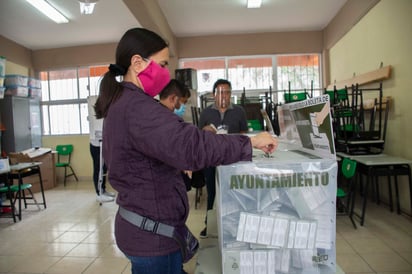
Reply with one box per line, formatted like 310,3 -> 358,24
21,147 -> 52,158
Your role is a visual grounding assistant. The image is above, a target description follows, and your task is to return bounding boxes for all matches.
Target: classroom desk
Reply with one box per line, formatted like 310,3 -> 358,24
9,162 -> 46,221
337,153 -> 412,226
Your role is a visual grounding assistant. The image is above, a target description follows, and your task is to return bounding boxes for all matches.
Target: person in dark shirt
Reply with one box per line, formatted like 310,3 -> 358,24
198,79 -> 248,238
94,28 -> 278,274
87,95 -> 115,203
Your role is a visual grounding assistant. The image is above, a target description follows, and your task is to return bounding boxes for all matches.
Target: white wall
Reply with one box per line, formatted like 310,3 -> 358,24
329,0 -> 412,214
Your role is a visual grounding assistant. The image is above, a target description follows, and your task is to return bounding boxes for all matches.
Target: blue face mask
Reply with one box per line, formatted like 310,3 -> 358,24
174,104 -> 186,117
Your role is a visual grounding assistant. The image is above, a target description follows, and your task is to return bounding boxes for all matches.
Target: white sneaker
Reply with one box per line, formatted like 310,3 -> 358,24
96,195 -> 114,203
102,191 -> 115,197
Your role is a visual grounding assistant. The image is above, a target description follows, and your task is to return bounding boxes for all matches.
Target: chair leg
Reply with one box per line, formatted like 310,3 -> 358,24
70,166 -> 79,181
349,182 -> 357,229
14,189 -> 28,209
22,189 -> 28,208
64,166 -> 67,186
5,192 -> 17,223
26,188 -> 41,210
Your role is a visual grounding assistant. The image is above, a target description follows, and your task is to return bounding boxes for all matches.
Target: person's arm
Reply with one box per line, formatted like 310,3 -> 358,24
202,124 -> 217,133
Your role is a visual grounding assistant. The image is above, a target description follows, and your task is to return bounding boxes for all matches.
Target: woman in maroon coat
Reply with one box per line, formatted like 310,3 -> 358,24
94,28 -> 277,274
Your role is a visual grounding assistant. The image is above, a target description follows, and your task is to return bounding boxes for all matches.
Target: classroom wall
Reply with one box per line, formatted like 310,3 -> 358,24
328,0 -> 412,214
4,60 -> 29,76
177,31 -> 323,58
42,135 -> 91,182
0,35 -> 33,75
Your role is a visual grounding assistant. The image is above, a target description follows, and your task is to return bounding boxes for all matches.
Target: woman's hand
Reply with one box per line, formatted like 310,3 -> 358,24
202,124 -> 217,133
183,170 -> 192,179
250,132 -> 278,154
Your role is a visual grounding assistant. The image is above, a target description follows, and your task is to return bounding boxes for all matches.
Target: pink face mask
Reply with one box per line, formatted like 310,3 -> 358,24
137,60 -> 170,97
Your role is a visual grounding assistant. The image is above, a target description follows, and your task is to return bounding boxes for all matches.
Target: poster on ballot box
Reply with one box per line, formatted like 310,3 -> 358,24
278,95 -> 335,160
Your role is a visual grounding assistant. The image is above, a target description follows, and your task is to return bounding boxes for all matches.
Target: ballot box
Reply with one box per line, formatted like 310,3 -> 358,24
215,95 -> 338,274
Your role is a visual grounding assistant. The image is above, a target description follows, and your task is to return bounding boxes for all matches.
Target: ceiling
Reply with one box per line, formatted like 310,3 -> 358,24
0,0 -> 347,51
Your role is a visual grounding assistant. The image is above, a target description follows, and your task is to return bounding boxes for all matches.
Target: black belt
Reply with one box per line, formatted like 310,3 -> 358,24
118,207 -> 175,238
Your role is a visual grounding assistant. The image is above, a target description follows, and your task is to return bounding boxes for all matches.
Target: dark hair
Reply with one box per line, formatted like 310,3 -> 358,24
212,79 -> 232,94
183,84 -> 191,99
94,28 -> 168,118
159,79 -> 190,100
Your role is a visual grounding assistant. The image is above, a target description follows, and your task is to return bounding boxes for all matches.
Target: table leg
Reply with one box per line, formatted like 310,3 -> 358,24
17,174 -> 22,221
387,175 -> 393,212
394,174 -> 400,214
37,167 -> 47,208
348,177 -> 357,229
375,175 -> 380,204
360,167 -> 371,226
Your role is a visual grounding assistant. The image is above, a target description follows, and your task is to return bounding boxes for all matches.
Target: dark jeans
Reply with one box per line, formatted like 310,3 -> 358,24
203,166 -> 216,224
126,250 -> 186,274
90,143 -> 107,195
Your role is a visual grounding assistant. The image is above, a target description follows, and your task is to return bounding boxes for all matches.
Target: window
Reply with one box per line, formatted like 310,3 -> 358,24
179,54 -> 321,104
277,54 -> 321,94
227,57 -> 273,91
40,65 -> 108,135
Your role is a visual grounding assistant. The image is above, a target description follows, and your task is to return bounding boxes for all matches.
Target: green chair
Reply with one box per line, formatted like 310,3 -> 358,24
337,157 -> 357,228
325,88 -> 349,106
0,177 -> 38,222
284,92 -> 307,103
55,144 -> 78,186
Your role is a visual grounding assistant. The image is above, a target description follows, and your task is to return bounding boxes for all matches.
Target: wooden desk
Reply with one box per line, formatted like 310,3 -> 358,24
337,153 -> 412,226
9,162 -> 46,221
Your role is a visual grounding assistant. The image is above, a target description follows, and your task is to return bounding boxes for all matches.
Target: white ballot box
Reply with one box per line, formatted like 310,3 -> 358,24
211,95 -> 338,274
216,151 -> 337,274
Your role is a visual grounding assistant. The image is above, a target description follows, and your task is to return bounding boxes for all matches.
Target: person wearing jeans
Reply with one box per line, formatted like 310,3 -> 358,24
94,28 -> 277,274
87,95 -> 115,203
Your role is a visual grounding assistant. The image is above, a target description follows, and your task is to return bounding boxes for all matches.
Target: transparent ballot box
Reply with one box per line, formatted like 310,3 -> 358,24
216,150 -> 337,274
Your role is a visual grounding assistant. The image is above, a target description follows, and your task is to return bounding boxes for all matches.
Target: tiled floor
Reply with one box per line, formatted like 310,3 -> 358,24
0,179 -> 411,274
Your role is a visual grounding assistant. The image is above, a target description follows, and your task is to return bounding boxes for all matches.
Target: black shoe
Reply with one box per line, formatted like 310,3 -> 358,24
200,227 -> 208,238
